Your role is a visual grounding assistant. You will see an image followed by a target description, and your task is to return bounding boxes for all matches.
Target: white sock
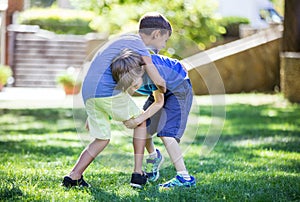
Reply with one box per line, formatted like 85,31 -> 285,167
177,171 -> 191,180
148,150 -> 157,159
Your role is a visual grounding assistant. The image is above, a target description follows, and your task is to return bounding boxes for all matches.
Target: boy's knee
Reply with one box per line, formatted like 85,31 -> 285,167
139,121 -> 146,127
159,136 -> 180,143
94,138 -> 110,144
91,138 -> 110,148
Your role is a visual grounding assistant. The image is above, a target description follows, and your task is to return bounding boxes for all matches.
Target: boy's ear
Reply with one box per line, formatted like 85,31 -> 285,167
151,30 -> 161,39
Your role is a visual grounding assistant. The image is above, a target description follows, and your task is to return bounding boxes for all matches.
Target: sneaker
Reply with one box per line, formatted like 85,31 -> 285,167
130,172 -> 148,189
62,176 -> 90,188
145,149 -> 164,182
159,174 -> 196,189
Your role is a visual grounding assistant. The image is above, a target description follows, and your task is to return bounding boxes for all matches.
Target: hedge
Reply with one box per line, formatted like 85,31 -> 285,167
18,8 -> 96,35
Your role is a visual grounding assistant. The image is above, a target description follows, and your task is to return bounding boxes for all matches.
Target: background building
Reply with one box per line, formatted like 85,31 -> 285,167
0,0 -> 8,65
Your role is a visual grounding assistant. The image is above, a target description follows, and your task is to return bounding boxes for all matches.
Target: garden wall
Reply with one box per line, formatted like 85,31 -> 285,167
184,27 -> 282,95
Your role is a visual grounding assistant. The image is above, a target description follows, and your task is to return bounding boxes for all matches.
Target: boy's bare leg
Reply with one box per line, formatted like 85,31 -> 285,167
160,136 -> 187,172
69,138 -> 110,180
145,134 -> 155,154
133,121 -> 147,174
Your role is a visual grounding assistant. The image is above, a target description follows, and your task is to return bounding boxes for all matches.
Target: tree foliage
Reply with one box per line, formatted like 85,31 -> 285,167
70,0 -> 223,55
23,0 -> 260,56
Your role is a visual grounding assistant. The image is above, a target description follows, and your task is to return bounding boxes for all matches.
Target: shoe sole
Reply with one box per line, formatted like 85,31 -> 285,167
159,180 -> 196,189
148,155 -> 164,182
159,183 -> 196,190
130,183 -> 144,189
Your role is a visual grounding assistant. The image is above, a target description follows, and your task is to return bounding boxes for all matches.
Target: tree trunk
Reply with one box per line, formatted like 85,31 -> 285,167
280,0 -> 300,102
282,0 -> 300,52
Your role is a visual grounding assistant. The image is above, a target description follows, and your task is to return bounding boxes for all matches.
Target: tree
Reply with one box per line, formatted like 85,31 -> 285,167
282,0 -> 300,52
70,0 -> 223,58
280,0 -> 300,102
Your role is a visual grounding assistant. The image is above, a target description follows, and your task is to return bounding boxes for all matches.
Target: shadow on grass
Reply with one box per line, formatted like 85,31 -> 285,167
82,170 -> 200,201
0,108 -> 77,135
0,180 -> 23,201
0,140 -> 82,157
187,145 -> 300,174
0,108 -> 74,121
196,175 -> 300,201
193,104 -> 300,150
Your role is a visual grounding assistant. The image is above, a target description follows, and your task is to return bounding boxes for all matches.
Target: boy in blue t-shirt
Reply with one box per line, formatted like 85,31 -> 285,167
62,12 -> 172,189
112,49 -> 196,189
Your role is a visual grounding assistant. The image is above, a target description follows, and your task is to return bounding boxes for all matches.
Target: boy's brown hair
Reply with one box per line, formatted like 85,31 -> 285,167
139,12 -> 172,36
111,49 -> 145,91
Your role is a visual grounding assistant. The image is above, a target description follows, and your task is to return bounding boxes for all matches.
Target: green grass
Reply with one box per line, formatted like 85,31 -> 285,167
0,94 -> 299,201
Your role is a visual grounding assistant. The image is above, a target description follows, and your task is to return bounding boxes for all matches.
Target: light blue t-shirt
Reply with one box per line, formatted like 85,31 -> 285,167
82,34 -> 151,103
137,54 -> 190,95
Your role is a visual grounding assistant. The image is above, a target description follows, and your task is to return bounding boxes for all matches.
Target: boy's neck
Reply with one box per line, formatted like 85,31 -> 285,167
139,33 -> 151,46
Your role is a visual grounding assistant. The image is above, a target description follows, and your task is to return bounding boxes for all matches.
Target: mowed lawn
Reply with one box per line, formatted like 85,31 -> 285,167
0,93 -> 299,201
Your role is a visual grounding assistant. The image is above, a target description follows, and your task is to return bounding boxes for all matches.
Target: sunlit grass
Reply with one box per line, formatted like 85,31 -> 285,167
0,94 -> 299,201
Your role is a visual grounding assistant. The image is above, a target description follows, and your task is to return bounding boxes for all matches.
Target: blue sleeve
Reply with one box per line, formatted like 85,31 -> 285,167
136,84 -> 158,95
136,73 -> 158,95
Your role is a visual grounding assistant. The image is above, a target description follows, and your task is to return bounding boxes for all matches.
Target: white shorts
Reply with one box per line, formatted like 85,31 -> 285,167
85,92 -> 143,139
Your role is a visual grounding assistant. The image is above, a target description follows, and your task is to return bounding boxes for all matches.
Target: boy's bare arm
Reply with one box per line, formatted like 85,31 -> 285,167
142,56 -> 166,93
123,90 -> 164,129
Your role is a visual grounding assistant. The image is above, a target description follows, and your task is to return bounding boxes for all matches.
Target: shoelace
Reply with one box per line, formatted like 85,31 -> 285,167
161,177 -> 181,187
146,158 -> 158,172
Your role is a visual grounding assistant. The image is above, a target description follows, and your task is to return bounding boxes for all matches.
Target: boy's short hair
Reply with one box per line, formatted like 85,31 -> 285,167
111,49 -> 145,91
139,12 -> 172,36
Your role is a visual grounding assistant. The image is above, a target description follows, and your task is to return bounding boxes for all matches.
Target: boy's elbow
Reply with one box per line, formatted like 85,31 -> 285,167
153,91 -> 164,109
156,96 -> 164,108
157,100 -> 164,109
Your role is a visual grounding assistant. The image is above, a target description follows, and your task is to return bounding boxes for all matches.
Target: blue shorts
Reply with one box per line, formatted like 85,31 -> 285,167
143,79 -> 193,141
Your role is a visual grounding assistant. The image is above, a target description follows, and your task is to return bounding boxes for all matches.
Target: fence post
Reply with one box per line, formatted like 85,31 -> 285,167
280,0 -> 300,102
280,52 -> 300,102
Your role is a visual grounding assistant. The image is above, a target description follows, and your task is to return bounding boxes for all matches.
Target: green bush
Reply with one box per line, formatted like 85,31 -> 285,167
0,65 -> 12,85
218,16 -> 250,37
56,72 -> 81,87
18,8 -> 96,35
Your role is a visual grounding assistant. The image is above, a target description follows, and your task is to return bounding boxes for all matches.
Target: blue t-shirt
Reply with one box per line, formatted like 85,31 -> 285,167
82,34 -> 151,103
137,54 -> 189,95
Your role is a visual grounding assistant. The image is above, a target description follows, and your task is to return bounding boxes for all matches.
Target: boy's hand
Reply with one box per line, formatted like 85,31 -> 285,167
123,118 -> 139,129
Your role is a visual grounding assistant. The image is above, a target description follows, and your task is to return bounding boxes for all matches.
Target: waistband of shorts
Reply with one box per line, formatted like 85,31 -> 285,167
86,91 -> 128,103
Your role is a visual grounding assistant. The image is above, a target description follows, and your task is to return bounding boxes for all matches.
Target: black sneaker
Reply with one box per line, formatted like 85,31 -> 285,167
62,176 -> 90,188
130,172 -> 148,189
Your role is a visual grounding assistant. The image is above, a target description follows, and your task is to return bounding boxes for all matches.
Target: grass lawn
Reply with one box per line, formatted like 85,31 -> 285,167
0,93 -> 299,201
